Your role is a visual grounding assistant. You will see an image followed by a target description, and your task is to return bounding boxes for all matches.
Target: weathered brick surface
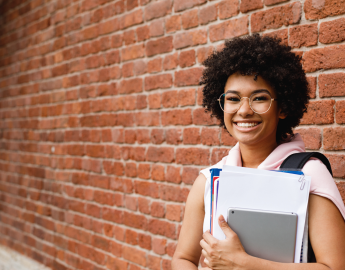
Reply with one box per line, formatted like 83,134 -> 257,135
1,1 -> 345,269
304,0 -> 345,20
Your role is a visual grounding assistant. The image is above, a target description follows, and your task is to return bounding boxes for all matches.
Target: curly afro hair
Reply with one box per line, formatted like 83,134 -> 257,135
200,34 -> 310,143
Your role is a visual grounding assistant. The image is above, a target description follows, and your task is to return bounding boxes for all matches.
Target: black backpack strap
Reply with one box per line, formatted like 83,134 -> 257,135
281,152 -> 333,263
280,152 -> 333,177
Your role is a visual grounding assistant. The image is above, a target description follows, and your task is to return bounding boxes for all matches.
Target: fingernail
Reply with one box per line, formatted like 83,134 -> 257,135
219,216 -> 225,223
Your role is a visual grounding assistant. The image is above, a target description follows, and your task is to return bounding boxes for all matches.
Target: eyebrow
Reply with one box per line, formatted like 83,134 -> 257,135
225,89 -> 271,95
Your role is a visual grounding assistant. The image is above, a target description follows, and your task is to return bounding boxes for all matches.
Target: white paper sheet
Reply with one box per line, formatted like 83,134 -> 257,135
212,168 -> 310,263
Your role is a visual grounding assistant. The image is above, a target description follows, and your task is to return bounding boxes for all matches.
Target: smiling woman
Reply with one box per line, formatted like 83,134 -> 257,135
171,34 -> 345,270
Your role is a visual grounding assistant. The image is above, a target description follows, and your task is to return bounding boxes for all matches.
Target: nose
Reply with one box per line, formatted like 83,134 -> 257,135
237,97 -> 254,116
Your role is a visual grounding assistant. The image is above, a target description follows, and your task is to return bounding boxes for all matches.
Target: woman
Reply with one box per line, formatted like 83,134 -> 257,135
171,34 -> 345,270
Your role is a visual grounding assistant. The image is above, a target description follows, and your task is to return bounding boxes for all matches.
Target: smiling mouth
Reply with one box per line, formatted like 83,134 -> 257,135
234,122 -> 261,128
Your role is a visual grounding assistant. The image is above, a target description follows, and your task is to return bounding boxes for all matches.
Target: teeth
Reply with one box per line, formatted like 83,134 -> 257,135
236,122 -> 259,127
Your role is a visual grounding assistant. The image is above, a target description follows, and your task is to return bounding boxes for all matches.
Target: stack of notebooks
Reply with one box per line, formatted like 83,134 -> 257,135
209,165 -> 311,263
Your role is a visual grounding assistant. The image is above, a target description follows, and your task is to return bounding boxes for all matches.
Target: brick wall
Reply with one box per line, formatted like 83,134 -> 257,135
0,0 -> 345,269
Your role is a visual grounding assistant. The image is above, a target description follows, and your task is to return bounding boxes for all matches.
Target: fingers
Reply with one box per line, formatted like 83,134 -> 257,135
202,230 -> 218,247
218,215 -> 237,238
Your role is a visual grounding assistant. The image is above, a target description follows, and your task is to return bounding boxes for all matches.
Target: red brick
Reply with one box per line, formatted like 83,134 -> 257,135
161,109 -> 193,126
160,184 -> 190,203
209,16 -> 248,42
125,229 -> 138,245
99,18 -> 120,35
137,94 -> 148,109
125,162 -> 137,177
262,29 -> 288,46
304,0 -> 345,20
240,0 -> 263,13
201,127 -> 220,146
166,204 -> 182,221
148,218 -> 176,239
147,254 -> 162,270
138,197 -> 151,214
149,19 -> 164,37
198,4 -> 217,25
165,166 -> 182,184
221,128 -> 238,146
151,129 -> 165,144
319,73 -> 345,97
183,127 -> 201,144
148,93 -> 161,109
306,76 -> 317,99
166,15 -> 181,33
178,88 -> 196,107
219,0 -> 239,19
336,100 -> 345,124
166,128 -> 183,145
151,201 -> 165,217
305,44 -> 345,71
139,233 -> 152,250
122,43 -> 145,61
182,167 -> 200,184
118,78 -> 142,95
176,148 -> 210,165
193,107 -> 219,125
135,111 -> 160,126
173,29 -> 207,49
152,237 -> 167,255
300,100 -> 335,125
179,50 -> 196,68
121,9 -> 143,29
135,180 -> 160,198
175,67 -> 203,86
326,155 -> 345,179
294,128 -> 321,150
145,74 -> 173,91
146,147 -> 175,163
148,58 -> 162,74
124,212 -> 147,230
211,147 -> 230,164
251,2 -> 301,33
146,36 -> 173,57
162,90 -> 178,108
264,0 -> 289,5
197,46 -> 214,64
174,0 -> 207,12
182,9 -> 198,29
152,164 -> 165,181
320,18 -> 345,44
289,24 -> 318,48
127,0 -> 138,10
138,163 -> 151,179
136,25 -> 150,42
123,30 -> 136,45
122,245 -> 146,266
145,0 -> 172,21
163,52 -> 179,70
323,127 -> 345,150
137,129 -> 151,144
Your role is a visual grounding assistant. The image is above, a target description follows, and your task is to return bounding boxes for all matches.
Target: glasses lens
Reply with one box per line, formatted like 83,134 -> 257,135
220,93 -> 241,113
250,92 -> 272,113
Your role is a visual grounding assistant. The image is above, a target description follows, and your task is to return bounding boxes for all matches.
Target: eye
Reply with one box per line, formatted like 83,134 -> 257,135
226,96 -> 240,102
252,95 -> 269,101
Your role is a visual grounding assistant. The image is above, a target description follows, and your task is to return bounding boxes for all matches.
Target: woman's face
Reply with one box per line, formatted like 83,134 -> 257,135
223,73 -> 286,147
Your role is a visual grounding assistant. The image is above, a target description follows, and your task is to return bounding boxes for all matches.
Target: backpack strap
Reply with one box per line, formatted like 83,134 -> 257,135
280,152 -> 333,177
281,152 -> 333,263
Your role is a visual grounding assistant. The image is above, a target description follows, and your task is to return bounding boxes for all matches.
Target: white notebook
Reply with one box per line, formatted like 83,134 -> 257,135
212,165 -> 310,263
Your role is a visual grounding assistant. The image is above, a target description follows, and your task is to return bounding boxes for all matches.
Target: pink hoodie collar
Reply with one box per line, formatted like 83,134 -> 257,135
225,133 -> 305,170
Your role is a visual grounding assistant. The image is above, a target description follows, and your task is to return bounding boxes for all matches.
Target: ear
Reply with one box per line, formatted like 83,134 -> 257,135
278,109 -> 287,119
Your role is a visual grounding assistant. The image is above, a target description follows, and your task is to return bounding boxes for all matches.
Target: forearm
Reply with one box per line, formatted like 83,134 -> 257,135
171,257 -> 199,270
244,255 -> 330,270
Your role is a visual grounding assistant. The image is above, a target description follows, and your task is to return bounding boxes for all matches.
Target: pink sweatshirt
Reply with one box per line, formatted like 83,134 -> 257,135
201,133 -> 345,232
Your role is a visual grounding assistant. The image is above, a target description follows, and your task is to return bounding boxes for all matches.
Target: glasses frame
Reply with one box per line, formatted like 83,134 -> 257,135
217,92 -> 278,114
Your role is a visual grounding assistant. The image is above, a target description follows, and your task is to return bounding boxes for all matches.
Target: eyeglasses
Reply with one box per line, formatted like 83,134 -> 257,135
218,91 -> 278,114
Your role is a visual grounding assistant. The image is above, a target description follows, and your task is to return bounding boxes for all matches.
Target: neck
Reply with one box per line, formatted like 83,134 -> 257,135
239,140 -> 278,168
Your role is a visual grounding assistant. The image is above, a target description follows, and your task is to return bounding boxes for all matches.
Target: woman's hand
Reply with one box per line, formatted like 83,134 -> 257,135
200,215 -> 249,270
